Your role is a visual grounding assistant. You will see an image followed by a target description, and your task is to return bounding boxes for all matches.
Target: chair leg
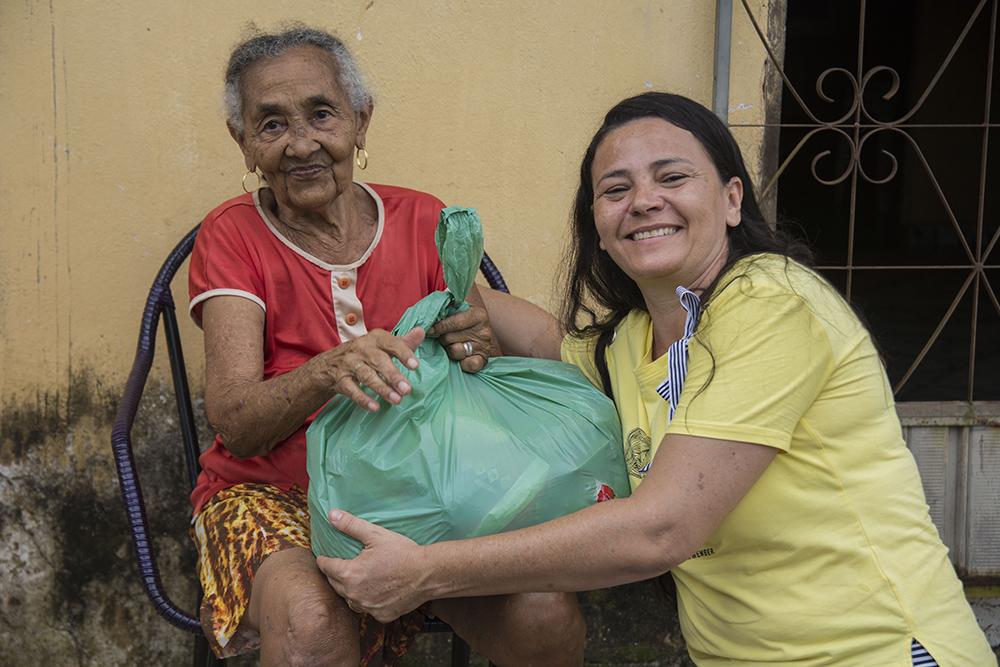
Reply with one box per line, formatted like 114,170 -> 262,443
193,633 -> 208,666
193,632 -> 225,666
450,633 -> 471,667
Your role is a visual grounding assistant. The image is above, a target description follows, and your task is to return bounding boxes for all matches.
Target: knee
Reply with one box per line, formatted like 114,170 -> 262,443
280,595 -> 359,667
507,592 -> 586,664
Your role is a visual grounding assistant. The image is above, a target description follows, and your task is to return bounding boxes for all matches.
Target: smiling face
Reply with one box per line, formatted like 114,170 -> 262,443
231,45 -> 371,215
590,117 -> 743,292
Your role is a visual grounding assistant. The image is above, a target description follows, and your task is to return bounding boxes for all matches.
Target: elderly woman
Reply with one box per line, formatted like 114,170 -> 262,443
318,92 -> 996,666
188,27 -> 584,666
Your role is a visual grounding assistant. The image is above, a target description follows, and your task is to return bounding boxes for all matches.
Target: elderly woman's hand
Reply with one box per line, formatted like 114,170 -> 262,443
429,305 -> 500,373
317,327 -> 425,412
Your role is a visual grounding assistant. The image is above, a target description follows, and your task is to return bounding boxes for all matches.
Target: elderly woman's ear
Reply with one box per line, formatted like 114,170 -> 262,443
227,123 -> 256,172
354,104 -> 374,150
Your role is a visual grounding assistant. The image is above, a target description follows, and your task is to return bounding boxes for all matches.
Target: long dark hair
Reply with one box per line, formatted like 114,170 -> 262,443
561,92 -> 813,395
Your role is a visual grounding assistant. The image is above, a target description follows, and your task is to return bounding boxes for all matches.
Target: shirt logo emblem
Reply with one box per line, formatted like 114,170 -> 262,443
625,427 -> 652,479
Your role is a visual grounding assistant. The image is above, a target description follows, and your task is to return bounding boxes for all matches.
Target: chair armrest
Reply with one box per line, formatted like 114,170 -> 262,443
110,225 -> 202,633
480,252 -> 509,294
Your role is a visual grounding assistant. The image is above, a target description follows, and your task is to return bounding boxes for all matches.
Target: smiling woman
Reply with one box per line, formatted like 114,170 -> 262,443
231,46 -> 370,223
589,117 -> 742,342
186,25 -> 584,667
316,92 -> 996,667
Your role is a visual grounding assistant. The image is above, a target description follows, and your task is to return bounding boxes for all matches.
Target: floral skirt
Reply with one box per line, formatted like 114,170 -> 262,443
191,482 -> 423,665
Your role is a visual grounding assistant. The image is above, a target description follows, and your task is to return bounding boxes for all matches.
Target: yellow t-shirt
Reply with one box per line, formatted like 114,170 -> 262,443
562,254 -> 994,666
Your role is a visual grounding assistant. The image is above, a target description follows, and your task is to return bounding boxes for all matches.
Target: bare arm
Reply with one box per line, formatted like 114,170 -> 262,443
318,433 -> 777,621
433,287 -> 563,361
203,296 -> 423,459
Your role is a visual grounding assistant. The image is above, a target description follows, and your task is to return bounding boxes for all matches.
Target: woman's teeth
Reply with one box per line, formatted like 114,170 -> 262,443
632,227 -> 678,240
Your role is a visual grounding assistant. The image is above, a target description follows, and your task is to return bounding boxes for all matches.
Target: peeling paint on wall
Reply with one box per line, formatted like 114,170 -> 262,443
0,372 -> 693,665
0,379 -> 203,664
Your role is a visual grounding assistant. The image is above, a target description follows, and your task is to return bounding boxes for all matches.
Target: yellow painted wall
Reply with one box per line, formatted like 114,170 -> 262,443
0,3 -> 780,661
1,0 -> 774,410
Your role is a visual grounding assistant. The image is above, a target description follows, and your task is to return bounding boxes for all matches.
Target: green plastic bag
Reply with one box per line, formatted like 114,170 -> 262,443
307,207 -> 629,559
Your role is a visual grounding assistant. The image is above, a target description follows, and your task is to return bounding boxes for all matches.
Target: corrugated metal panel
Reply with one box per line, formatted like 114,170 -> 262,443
905,425 -> 956,546
967,427 -> 1000,576
900,402 -> 1000,581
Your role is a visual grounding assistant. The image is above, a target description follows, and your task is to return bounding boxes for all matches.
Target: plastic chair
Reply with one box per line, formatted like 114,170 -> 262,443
111,222 -> 510,667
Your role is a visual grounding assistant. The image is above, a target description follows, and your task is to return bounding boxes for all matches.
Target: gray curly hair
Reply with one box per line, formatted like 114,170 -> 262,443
224,25 -> 372,134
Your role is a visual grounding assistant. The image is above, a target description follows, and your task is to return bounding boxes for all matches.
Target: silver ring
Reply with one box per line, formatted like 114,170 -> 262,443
462,341 -> 474,358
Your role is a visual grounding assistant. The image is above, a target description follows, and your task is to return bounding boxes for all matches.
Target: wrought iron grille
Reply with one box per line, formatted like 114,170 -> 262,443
729,0 -> 999,402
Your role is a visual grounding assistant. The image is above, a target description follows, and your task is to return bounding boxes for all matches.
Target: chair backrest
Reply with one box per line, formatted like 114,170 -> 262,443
110,222 -> 510,632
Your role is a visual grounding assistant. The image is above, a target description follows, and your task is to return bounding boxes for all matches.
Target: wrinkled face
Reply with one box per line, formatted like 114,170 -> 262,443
590,118 -> 743,290
232,45 -> 370,213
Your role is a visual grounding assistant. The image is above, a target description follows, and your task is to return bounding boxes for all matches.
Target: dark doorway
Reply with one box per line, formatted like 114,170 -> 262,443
774,0 -> 999,401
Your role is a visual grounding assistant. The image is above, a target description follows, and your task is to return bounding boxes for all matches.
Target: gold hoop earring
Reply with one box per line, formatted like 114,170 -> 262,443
355,147 -> 369,170
242,169 -> 263,193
